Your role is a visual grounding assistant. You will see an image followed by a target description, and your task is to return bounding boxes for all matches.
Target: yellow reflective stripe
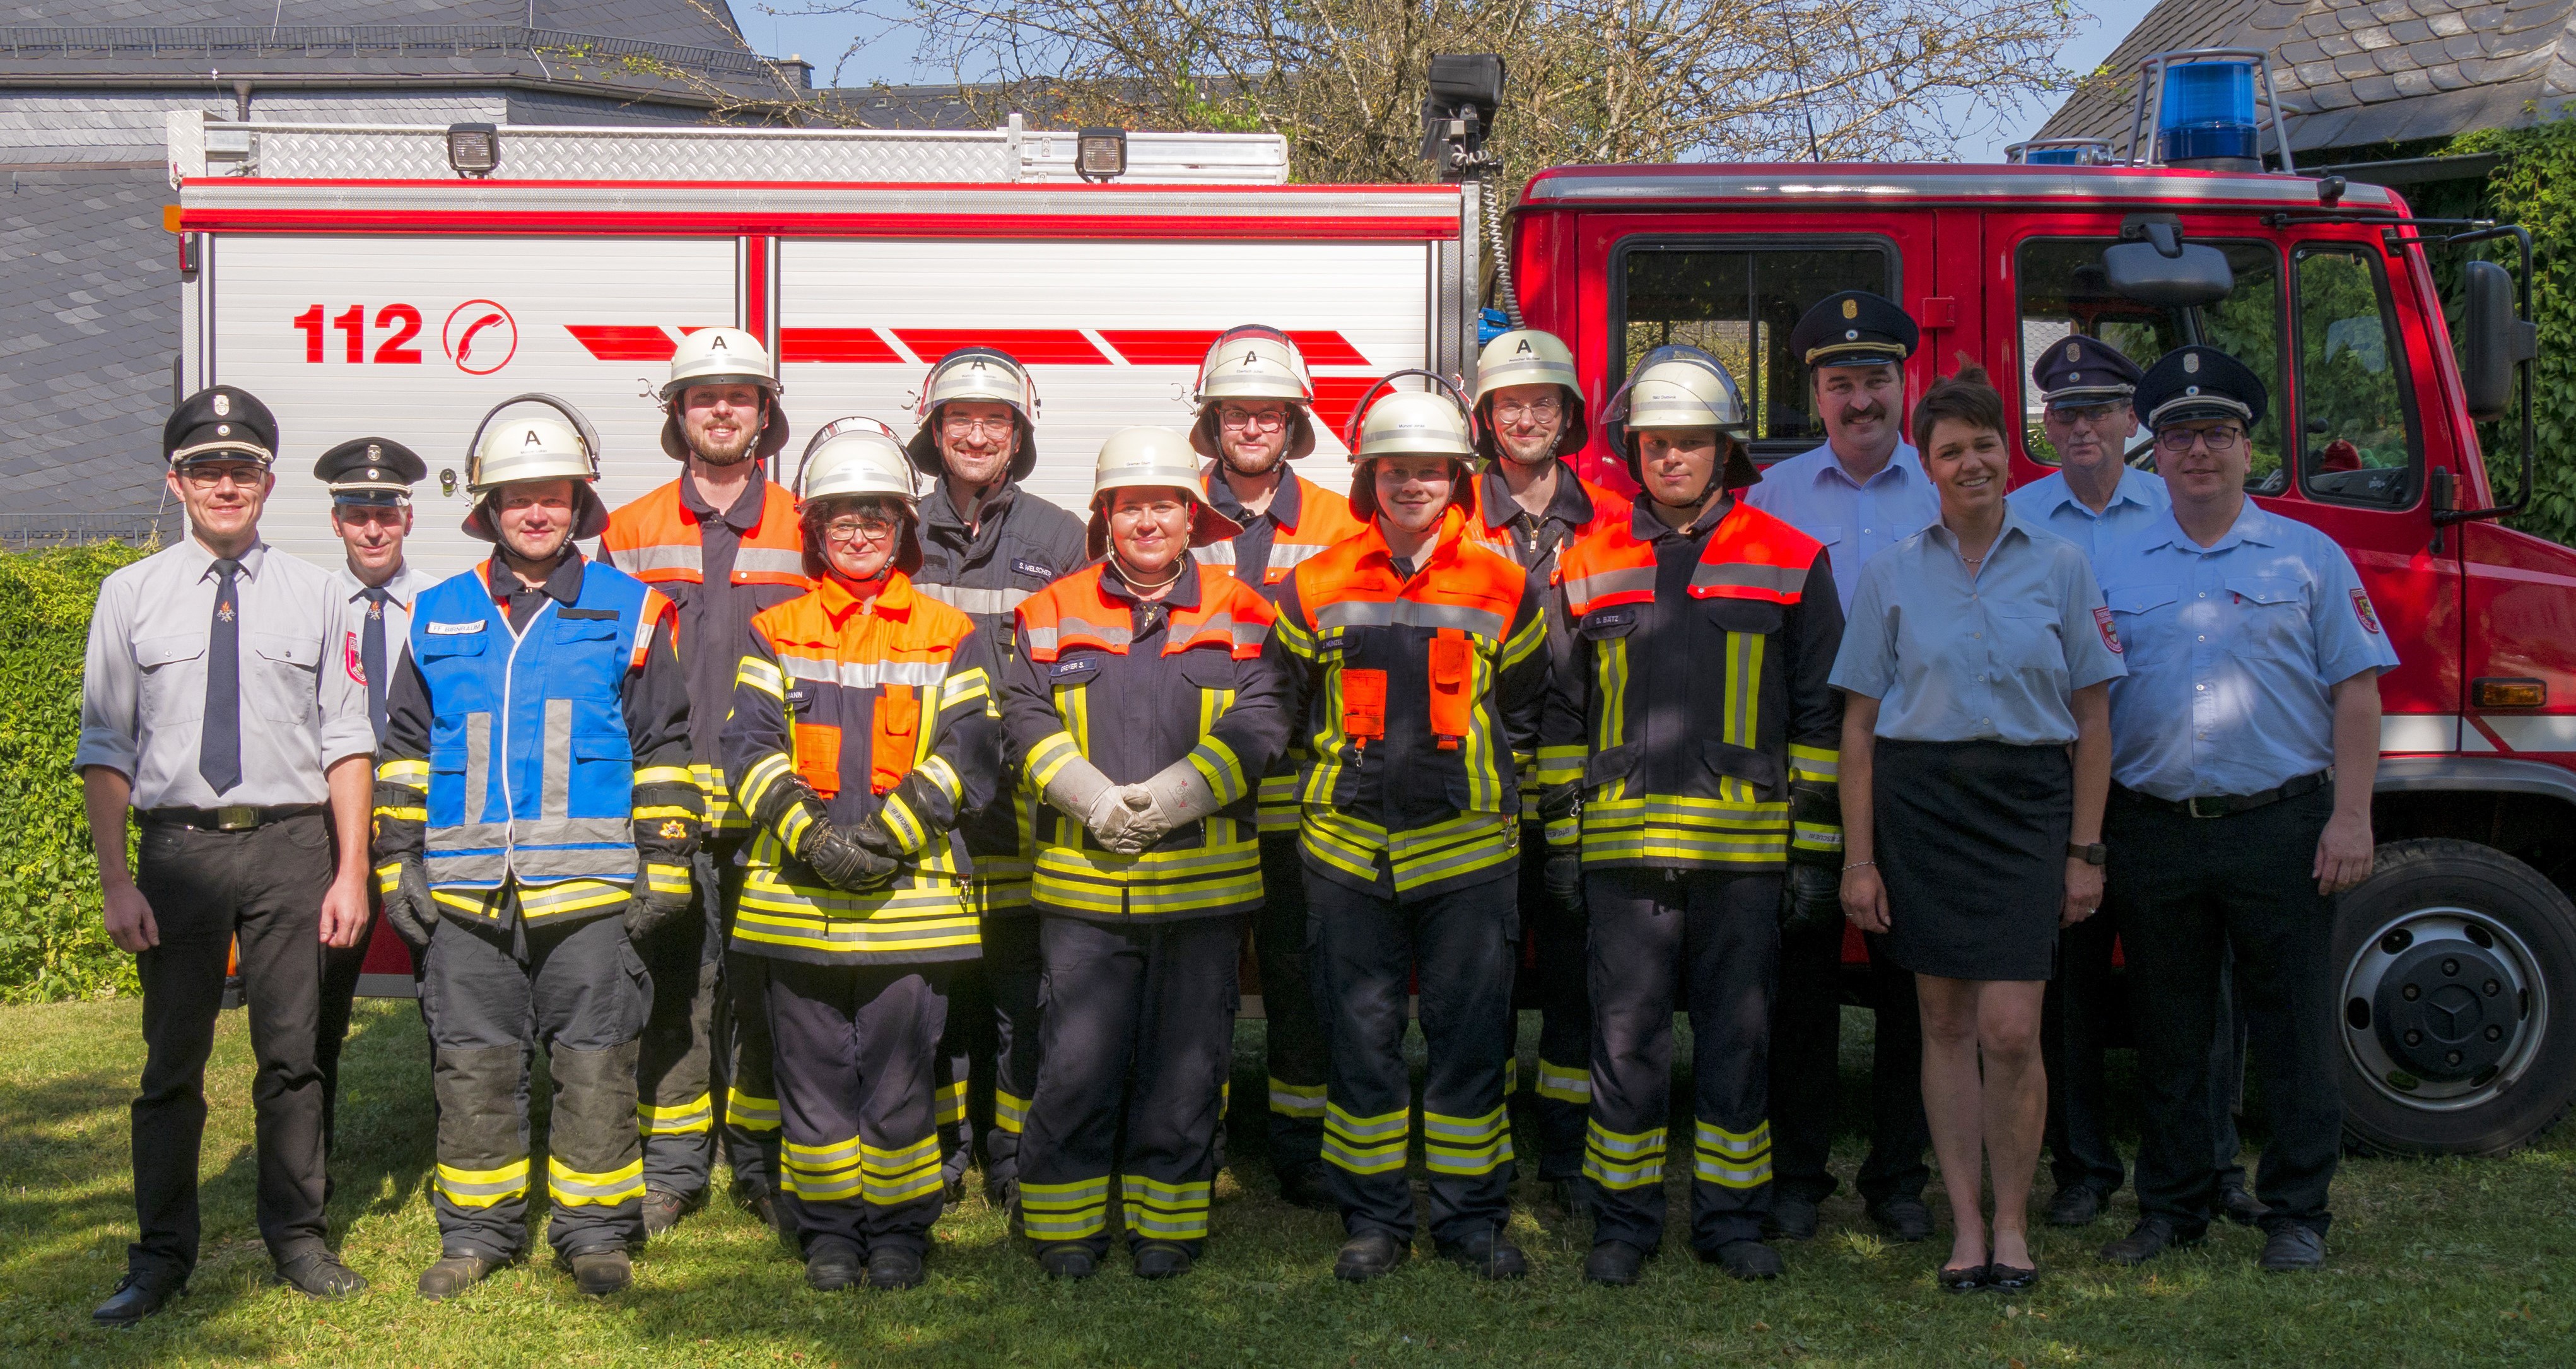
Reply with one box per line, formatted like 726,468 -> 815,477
1498,602 -> 1545,670
1025,731 -> 1084,792
516,878 -> 630,922
1122,1174 -> 1212,1239
880,793 -> 928,855
916,754 -> 964,808
643,862 -> 691,895
993,1088 -> 1029,1134
1268,1078 -> 1326,1119
639,1093 -> 714,1136
1185,735 -> 1250,808
1421,1105 -> 1513,1175
1533,744 -> 1584,788
726,1086 -> 781,1132
377,756 -> 431,787
937,1078 -> 968,1127
1583,1120 -> 1667,1190
1321,1103 -> 1408,1175
373,862 -> 404,895
431,886 -> 504,920
375,804 -> 428,822
633,765 -> 694,787
1535,1058 -> 1590,1104
1030,835 -> 1264,917
1788,743 -> 1839,784
735,751 -> 795,817
737,654 -> 785,700
1792,822 -> 1844,855
940,666 -> 992,712
547,1156 -> 645,1207
1020,1175 -> 1111,1238
633,805 -> 697,821
778,804 -> 817,856
435,1157 -> 529,1207
1693,1119 -> 1774,1189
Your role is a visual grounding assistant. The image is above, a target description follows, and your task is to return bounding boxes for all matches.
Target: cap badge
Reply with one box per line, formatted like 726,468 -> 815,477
2065,342 -> 2080,361
2185,385 -> 2201,396
1841,299 -> 1859,319
1845,329 -> 1858,341
367,443 -> 382,459
2184,353 -> 2201,374
215,424 -> 230,437
2070,372 -> 2082,382
211,393 -> 231,416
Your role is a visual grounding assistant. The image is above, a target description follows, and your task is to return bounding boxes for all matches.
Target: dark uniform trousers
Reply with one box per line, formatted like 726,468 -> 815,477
1586,868 -> 1779,1253
1313,871 -> 1518,1246
705,841 -> 783,1203
1769,907 -> 1931,1206
2111,788 -> 2343,1235
422,903 -> 648,1262
635,866 -> 721,1199
314,905 -> 376,1161
1254,833 -> 1328,1176
766,958 -> 949,1258
130,813 -> 338,1279
1019,915 -> 1239,1257
1519,834 -> 1591,1181
936,909 -> 1042,1199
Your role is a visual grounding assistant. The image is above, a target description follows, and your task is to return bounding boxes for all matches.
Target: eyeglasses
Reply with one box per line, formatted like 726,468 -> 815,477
823,514 -> 900,542
177,464 -> 264,490
1217,408 -> 1291,432
2048,402 -> 2126,425
940,414 -> 1016,438
1492,396 -> 1563,423
2155,425 -> 2245,454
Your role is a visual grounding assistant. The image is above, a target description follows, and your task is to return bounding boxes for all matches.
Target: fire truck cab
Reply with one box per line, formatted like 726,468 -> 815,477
1508,156 -> 2576,1158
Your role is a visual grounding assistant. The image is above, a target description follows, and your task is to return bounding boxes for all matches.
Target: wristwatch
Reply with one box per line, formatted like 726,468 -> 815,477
2068,842 -> 2107,866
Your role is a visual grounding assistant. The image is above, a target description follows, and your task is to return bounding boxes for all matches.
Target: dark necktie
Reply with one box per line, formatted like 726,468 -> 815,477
360,586 -> 390,743
199,558 -> 243,795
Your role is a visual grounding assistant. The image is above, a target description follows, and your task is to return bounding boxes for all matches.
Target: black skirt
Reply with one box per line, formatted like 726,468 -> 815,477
1873,739 -> 2071,982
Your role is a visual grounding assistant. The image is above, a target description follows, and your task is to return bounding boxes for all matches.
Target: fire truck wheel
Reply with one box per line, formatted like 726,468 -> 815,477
2334,838 -> 2576,1157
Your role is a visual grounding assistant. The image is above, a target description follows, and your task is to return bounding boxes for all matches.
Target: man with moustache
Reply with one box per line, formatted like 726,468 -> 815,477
602,327 -> 809,1237
903,347 -> 1088,1210
315,436 -> 440,1151
1742,290 -> 1938,1245
80,387 -> 378,1325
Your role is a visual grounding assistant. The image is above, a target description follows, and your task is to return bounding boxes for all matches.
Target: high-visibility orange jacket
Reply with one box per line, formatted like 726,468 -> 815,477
1263,505 -> 1549,901
1003,561 -> 1289,921
1542,497 -> 1844,869
722,570 -> 1000,965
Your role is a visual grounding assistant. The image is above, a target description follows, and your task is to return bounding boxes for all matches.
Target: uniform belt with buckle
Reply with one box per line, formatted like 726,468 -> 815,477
143,802 -> 327,832
2114,770 -> 2331,820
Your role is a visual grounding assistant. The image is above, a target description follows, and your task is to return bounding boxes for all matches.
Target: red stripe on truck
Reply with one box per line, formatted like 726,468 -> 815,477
566,325 -> 676,360
891,329 -> 1107,365
780,327 -> 903,363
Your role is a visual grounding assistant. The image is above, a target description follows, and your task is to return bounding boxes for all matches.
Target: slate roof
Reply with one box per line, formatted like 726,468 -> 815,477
1,2 -> 746,52
2037,0 -> 2576,153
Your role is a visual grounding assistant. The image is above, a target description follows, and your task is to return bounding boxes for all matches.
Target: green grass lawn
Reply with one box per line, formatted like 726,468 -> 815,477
2,997 -> 2569,1367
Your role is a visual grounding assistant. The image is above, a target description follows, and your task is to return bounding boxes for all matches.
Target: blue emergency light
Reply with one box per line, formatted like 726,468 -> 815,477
2157,59 -> 2260,165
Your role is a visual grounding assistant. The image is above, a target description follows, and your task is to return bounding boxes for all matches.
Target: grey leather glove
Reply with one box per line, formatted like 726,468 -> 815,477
383,854 -> 437,953
1107,758 -> 1225,854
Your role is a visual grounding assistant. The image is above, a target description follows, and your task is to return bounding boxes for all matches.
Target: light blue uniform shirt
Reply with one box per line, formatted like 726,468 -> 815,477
1745,440 -> 1940,613
2093,500 -> 2399,801
1829,510 -> 2127,746
2005,466 -> 2170,560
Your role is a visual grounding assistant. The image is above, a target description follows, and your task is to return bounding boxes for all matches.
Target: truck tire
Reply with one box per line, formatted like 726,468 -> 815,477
2334,838 -> 2576,1156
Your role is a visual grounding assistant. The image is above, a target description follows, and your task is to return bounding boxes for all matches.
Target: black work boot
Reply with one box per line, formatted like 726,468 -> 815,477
562,1246 -> 633,1295
416,1252 -> 501,1301
1583,1240 -> 1646,1286
1132,1241 -> 1194,1279
1333,1231 -> 1410,1283
1436,1226 -> 1528,1281
805,1237 -> 864,1291
1706,1239 -> 1783,1281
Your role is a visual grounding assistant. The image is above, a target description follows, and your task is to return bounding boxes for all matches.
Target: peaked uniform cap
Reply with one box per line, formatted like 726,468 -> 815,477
314,436 -> 427,505
164,385 -> 278,466
2133,344 -> 2266,431
1789,290 -> 1918,368
2033,334 -> 2145,408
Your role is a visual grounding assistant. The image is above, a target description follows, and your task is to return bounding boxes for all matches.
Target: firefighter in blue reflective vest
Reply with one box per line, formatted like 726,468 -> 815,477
374,396 -> 698,1300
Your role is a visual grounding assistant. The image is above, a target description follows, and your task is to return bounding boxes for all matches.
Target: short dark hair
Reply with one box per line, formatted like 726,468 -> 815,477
1910,361 -> 2006,454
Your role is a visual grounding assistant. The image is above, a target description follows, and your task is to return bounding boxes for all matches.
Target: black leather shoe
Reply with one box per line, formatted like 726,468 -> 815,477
1986,1261 -> 2038,1292
1132,1241 -> 1194,1279
1707,1239 -> 1783,1281
1764,1193 -> 1821,1241
1867,1196 -> 1935,1243
2099,1217 -> 2203,1267
640,1187 -> 701,1238
563,1247 -> 632,1295
2257,1225 -> 2326,1272
1937,1262 -> 1988,1293
2047,1186 -> 2105,1228
805,1238 -> 864,1291
416,1252 -> 500,1301
1547,1176 -> 1596,1220
1276,1163 -> 1341,1213
1037,1244 -> 1097,1281
1333,1231 -> 1410,1282
1583,1240 -> 1647,1286
2222,1180 -> 2271,1227
1436,1226 -> 1528,1281
91,1271 -> 181,1327
276,1249 -> 367,1300
867,1247 -> 926,1290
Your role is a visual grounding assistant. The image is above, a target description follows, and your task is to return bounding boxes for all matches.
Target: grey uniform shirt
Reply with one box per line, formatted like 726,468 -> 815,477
332,560 -> 442,743
78,538 -> 375,808
1829,511 -> 2127,746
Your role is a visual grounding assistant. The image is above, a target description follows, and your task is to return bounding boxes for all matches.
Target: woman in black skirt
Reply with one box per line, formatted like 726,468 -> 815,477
1826,365 -> 2122,1292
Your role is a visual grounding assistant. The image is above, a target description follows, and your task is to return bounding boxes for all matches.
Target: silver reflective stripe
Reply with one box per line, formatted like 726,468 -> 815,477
463,712 -> 490,827
1194,611 -> 1268,650
1022,625 -> 1057,654
733,546 -> 807,577
1191,544 -> 1238,565
1562,567 -> 1654,609
1314,598 -> 1507,638
1689,561 -> 1808,596
1268,541 -> 1328,570
776,655 -> 953,691
614,543 -> 703,575
542,697 -> 574,820
913,583 -> 1032,617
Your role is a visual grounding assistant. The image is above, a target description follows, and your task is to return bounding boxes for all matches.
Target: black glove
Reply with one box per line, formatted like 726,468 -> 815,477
804,820 -> 901,892
383,854 -> 437,953
853,814 -> 901,857
1543,849 -> 1586,914
1783,862 -> 1842,931
623,884 -> 695,942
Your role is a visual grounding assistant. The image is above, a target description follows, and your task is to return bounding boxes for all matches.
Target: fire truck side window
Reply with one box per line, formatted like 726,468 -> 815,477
2294,245 -> 2420,508
1616,241 -> 1896,463
2013,237 -> 2287,493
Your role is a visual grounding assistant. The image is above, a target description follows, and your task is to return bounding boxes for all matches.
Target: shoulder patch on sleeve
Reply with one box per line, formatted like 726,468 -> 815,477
2093,606 -> 2123,654
2351,589 -> 2382,635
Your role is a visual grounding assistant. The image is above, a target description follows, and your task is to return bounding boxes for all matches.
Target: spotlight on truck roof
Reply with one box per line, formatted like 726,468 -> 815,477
446,122 -> 500,179
1076,128 -> 1128,182
1419,53 -> 1507,182
2005,138 -> 2115,167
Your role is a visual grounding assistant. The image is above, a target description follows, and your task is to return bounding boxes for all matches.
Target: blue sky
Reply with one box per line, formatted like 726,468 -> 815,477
743,0 -> 2161,165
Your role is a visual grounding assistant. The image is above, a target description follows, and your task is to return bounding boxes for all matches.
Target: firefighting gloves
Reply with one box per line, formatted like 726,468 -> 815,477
1113,758 -> 1224,851
1543,849 -> 1586,915
1783,862 -> 1842,931
803,821 -> 901,892
383,853 -> 438,951
623,882 -> 696,942
1042,753 -> 1148,852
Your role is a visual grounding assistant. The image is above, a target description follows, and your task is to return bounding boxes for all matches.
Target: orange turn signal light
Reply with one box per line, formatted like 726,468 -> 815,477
2474,678 -> 2546,710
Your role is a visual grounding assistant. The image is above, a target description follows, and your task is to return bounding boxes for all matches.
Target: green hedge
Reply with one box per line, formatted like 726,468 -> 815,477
0,543 -> 151,1003
2453,115 -> 2576,548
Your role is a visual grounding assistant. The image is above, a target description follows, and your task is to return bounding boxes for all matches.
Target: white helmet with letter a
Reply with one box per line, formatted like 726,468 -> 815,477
1472,328 -> 1589,461
905,346 -> 1040,480
657,326 -> 788,462
797,418 -> 919,509
1190,325 -> 1318,462
1085,426 -> 1241,559
462,392 -> 609,541
1339,371 -> 1478,519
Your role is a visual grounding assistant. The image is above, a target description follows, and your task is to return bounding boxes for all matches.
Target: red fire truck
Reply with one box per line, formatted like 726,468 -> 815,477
170,52 -> 2575,1160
